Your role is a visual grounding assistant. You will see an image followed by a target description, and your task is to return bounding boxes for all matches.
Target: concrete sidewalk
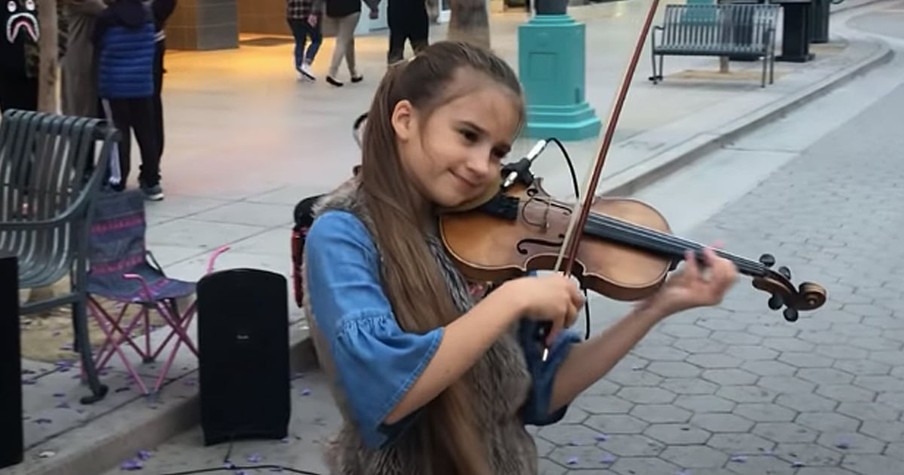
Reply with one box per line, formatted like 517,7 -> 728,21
4,0 -> 893,474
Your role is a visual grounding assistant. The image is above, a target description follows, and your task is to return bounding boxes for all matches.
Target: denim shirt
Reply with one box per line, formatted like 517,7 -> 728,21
305,210 -> 581,449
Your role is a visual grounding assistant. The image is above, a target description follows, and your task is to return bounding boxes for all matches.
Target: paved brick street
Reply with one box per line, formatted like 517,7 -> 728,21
528,82 -> 904,475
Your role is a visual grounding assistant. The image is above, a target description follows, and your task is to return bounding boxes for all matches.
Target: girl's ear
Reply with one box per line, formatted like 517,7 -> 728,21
390,99 -> 415,143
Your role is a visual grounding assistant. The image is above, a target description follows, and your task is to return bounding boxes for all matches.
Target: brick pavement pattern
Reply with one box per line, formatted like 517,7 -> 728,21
531,85 -> 904,474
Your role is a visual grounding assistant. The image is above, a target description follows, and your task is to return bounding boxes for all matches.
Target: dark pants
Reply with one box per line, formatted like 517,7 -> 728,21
287,18 -> 323,69
103,97 -> 161,189
387,3 -> 429,64
152,39 -> 166,165
0,76 -> 38,112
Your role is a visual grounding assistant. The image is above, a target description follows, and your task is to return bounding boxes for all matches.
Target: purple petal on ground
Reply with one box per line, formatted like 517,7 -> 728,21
836,436 -> 853,449
568,440 -> 578,446
35,418 -> 52,424
566,456 -> 578,465
730,455 -> 747,463
792,461 -> 804,468
595,433 -> 609,442
301,388 -> 311,396
224,461 -> 236,469
247,453 -> 262,463
56,402 -> 70,409
22,379 -> 37,385
120,458 -> 143,470
600,454 -> 616,464
137,450 -> 152,460
280,437 -> 290,444
53,393 -> 65,398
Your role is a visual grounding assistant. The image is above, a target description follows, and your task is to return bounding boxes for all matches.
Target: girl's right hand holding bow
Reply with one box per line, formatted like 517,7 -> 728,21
498,274 -> 585,345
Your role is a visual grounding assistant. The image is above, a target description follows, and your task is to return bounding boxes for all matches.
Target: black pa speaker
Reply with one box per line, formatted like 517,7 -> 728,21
0,253 -> 24,468
196,268 -> 291,446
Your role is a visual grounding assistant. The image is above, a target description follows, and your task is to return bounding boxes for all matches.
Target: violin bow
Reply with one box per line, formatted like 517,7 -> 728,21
553,0 -> 664,277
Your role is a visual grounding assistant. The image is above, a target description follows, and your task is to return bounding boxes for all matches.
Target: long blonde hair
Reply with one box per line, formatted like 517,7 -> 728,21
359,41 -> 524,474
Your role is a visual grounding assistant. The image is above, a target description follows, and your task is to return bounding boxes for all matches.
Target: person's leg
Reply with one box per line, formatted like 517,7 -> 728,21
344,12 -> 362,80
410,8 -> 430,54
300,19 -> 321,80
286,18 -> 307,72
327,15 -> 350,84
303,19 -> 323,64
130,97 -> 163,200
152,39 -> 166,166
387,27 -> 406,65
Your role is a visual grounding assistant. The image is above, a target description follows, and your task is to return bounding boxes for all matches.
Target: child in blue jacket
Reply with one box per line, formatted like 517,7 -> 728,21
94,0 -> 164,201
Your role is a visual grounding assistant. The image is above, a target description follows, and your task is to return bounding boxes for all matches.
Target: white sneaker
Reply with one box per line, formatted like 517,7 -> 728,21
299,63 -> 316,81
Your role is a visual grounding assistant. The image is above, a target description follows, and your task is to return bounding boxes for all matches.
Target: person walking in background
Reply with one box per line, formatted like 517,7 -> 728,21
324,0 -> 378,87
287,0 -> 323,81
95,0 -> 164,200
386,0 -> 429,65
151,0 -> 176,173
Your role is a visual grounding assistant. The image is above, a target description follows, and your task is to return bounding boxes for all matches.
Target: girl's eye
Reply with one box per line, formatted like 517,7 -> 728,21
459,129 -> 479,143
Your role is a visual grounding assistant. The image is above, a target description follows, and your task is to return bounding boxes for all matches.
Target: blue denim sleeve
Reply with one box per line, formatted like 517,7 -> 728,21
516,272 -> 583,426
304,210 -> 444,449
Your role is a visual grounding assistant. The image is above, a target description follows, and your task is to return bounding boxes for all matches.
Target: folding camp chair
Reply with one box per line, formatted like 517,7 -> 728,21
85,189 -> 229,395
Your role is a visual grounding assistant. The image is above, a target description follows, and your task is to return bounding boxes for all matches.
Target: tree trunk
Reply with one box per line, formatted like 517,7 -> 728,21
37,0 -> 59,113
27,0 -> 61,306
447,0 -> 491,49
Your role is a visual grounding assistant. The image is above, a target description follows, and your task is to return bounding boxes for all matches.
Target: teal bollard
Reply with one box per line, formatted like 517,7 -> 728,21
517,14 -> 601,141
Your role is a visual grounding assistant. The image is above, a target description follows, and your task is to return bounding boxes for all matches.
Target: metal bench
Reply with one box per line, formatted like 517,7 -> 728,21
0,109 -> 119,404
649,3 -> 780,87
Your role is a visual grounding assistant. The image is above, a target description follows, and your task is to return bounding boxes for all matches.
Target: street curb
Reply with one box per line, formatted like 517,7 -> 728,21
4,327 -> 318,475
599,34 -> 893,198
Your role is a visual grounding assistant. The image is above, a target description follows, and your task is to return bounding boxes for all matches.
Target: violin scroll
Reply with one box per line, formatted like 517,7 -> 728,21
751,253 -> 827,322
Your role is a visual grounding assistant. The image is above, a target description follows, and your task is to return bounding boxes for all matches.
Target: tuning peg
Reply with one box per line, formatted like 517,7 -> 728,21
783,307 -> 799,322
768,295 -> 784,311
778,266 -> 791,279
759,254 -> 776,267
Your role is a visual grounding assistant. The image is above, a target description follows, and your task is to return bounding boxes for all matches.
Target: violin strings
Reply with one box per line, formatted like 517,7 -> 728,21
532,196 -> 767,276
582,212 -> 767,276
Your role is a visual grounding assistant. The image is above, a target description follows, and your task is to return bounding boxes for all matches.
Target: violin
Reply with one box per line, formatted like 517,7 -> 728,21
438,174 -> 827,322
438,0 -> 827,338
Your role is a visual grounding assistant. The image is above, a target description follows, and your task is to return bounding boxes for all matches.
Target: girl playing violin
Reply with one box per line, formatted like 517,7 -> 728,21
301,40 -> 738,475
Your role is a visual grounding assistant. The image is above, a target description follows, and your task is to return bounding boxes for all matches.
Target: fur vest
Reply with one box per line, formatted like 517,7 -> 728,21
301,177 -> 540,475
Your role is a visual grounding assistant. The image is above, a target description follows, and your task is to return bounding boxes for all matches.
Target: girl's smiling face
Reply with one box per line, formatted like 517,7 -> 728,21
392,70 -> 523,209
